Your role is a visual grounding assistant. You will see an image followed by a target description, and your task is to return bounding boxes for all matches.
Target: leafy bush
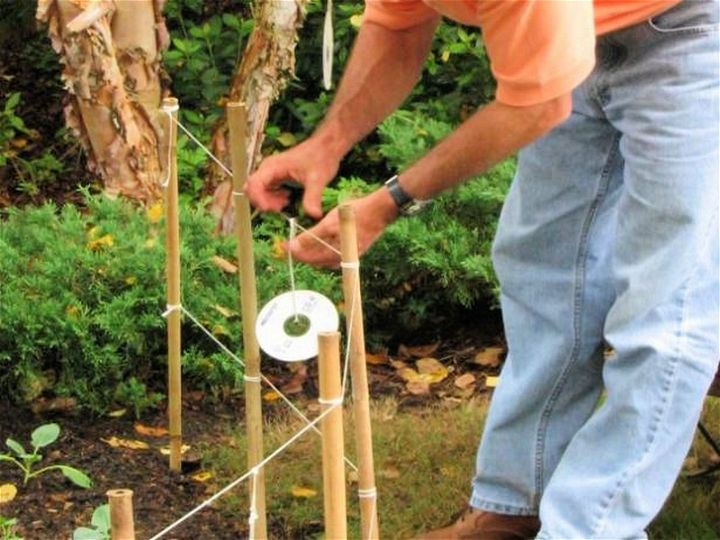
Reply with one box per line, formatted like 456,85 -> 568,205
0,193 -> 338,412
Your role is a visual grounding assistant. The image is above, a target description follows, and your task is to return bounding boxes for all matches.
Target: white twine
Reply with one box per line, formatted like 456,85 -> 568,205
322,0 -> 334,90
162,304 -> 182,317
171,116 -> 233,178
149,117 -> 371,540
161,303 -> 358,472
148,401 -> 341,540
287,218 -> 299,321
357,487 -> 377,499
340,261 -> 359,270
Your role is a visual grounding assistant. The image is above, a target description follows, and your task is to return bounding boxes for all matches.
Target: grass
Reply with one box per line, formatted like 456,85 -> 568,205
204,395 -> 720,539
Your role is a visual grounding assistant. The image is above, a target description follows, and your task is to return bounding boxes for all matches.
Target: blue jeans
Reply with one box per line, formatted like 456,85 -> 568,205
470,1 -> 719,538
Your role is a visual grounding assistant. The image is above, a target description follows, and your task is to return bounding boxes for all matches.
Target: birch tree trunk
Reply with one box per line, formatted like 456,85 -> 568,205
36,0 -> 169,203
210,0 -> 310,234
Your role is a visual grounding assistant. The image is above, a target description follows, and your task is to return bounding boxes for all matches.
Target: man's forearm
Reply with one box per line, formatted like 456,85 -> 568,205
313,17 -> 439,160
397,95 -> 573,201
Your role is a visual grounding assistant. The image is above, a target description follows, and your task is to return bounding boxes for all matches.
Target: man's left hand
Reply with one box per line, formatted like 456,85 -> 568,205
288,187 -> 398,268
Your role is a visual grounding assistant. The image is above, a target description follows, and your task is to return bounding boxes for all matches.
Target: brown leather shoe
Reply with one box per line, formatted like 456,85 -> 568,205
412,507 -> 540,540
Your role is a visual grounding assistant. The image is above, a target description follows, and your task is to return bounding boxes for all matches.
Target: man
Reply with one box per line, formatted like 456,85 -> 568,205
246,0 -> 719,537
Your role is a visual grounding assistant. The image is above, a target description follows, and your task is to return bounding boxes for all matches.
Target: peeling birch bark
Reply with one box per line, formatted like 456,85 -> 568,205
37,0 -> 169,203
210,0 -> 310,234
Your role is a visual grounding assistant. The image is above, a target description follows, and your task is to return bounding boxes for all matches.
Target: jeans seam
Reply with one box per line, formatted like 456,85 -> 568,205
533,134 -> 621,506
589,281 -> 692,536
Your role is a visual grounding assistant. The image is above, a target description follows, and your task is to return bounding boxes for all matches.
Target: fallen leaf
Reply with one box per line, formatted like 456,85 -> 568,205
485,376 -> 500,388
366,350 -> 390,365
350,13 -> 364,28
406,380 -> 430,395
473,346 -> 504,368
88,234 -> 114,251
390,359 -> 409,370
191,471 -> 213,482
397,367 -> 421,383
160,444 -> 191,456
101,437 -> 150,450
31,397 -> 76,414
379,466 -> 400,480
454,373 -> 476,390
263,391 -> 281,402
107,409 -> 127,418
134,423 -> 168,438
398,343 -> 439,359
146,202 -> 163,224
416,358 -> 449,383
211,255 -> 237,274
0,483 -> 17,504
277,132 -> 297,147
281,364 -> 307,395
272,236 -> 286,260
291,485 -> 317,498
212,304 -> 236,318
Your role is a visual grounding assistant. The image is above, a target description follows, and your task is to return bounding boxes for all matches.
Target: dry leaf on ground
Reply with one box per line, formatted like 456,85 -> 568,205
263,391 -> 281,402
107,408 -> 127,418
0,483 -> 17,504
191,471 -> 214,482
416,358 -> 449,383
211,255 -> 237,274
101,437 -> 150,450
398,342 -> 440,358
379,466 -> 400,480
454,373 -> 476,389
473,346 -> 504,367
366,350 -> 390,365
290,486 -> 317,498
159,444 -> 191,456
134,423 -> 168,438
406,380 -> 430,395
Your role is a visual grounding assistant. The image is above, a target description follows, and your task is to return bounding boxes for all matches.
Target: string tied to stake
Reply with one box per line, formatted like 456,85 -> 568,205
162,304 -> 182,318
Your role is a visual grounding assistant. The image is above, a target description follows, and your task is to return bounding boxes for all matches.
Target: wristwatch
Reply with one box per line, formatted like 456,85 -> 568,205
384,175 -> 430,217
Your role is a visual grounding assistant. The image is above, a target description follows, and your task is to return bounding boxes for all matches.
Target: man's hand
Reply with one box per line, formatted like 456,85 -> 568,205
245,137 -> 341,219
287,188 -> 398,268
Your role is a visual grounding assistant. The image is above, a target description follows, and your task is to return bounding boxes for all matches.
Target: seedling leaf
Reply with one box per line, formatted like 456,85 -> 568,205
91,503 -> 110,531
73,527 -> 103,540
31,423 -> 60,448
5,438 -> 26,456
58,465 -> 92,488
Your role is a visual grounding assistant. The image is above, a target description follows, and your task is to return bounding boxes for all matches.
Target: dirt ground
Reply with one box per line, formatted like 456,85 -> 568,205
0,326 -> 503,540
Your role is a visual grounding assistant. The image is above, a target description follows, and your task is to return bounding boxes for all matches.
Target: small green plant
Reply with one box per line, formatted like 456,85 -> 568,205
73,504 -> 110,540
114,377 -> 163,419
0,423 -> 91,488
0,515 -> 22,540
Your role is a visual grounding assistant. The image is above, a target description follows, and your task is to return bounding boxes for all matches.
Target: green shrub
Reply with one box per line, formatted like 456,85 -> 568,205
0,193 -> 338,412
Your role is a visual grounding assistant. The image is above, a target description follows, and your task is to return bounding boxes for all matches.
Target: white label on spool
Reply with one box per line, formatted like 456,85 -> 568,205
256,290 -> 339,362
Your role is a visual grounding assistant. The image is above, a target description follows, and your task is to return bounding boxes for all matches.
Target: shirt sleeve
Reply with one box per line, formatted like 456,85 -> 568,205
363,0 -> 439,30
481,0 -> 596,106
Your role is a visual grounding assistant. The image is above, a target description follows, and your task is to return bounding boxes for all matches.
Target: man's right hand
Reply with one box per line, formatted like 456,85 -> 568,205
245,137 -> 340,220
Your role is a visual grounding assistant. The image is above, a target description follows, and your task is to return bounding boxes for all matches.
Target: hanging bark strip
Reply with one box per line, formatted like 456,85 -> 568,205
36,0 -> 169,203
210,0 -> 310,234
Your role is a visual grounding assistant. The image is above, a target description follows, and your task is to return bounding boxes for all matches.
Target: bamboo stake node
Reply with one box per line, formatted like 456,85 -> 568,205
318,331 -> 348,540
162,97 -> 182,472
339,202 -> 380,540
107,489 -> 135,540
227,101 -> 267,540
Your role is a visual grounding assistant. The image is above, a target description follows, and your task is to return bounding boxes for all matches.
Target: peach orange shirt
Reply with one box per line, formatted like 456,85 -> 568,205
364,0 -> 682,106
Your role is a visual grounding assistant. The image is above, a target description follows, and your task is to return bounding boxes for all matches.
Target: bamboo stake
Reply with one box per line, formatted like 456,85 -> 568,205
107,489 -> 135,540
161,97 -> 182,472
339,203 -> 379,539
227,101 -> 267,539
318,331 -> 348,540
